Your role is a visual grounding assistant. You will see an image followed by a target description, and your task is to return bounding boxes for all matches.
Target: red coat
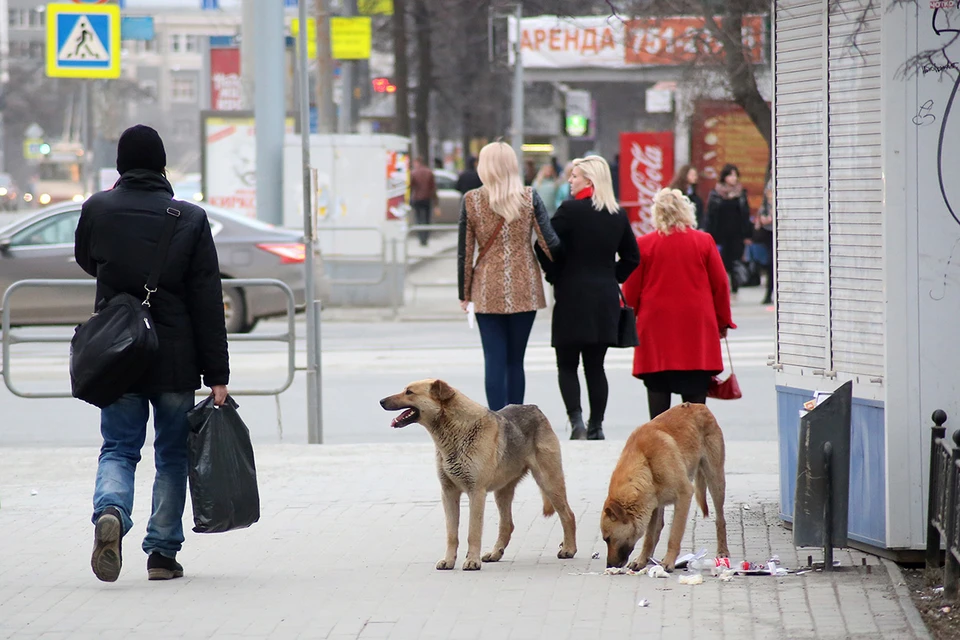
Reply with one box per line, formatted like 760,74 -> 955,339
622,228 -> 736,377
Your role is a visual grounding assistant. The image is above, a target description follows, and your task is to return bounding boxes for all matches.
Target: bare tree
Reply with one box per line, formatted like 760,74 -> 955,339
412,0 -> 432,159
392,0 -> 411,137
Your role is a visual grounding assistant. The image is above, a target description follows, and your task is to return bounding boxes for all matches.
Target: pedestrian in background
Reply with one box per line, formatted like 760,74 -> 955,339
555,162 -> 574,211
705,163 -> 752,295
457,141 -> 560,411
623,188 -> 735,420
754,180 -> 775,305
533,163 -> 559,218
670,164 -> 705,229
456,156 -> 483,194
410,157 -> 438,247
538,156 -> 639,440
75,125 -> 230,583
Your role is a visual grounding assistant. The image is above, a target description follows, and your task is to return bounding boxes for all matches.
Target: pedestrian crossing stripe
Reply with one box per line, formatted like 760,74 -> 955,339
45,3 -> 121,79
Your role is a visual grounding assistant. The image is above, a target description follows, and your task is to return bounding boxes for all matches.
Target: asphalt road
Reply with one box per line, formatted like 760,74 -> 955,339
0,285 -> 777,447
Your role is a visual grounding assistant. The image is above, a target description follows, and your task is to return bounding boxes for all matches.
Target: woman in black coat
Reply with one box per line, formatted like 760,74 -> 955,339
706,163 -> 751,294
537,156 -> 640,440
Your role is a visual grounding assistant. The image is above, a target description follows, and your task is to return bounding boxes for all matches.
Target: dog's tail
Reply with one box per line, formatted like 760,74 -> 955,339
541,490 -> 556,517
695,465 -> 710,518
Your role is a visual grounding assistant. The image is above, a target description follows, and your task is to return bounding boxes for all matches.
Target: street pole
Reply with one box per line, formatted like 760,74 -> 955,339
298,0 -> 323,444
338,0 -> 357,134
511,4 -> 524,172
240,0 -> 256,109
253,0 -> 284,226
0,0 -> 9,173
315,0 -> 336,133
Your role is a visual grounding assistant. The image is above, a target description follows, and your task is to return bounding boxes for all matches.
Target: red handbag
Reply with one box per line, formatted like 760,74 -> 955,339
708,338 -> 742,400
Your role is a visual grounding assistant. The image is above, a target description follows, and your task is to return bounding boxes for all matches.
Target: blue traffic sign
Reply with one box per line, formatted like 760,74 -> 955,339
45,3 -> 120,79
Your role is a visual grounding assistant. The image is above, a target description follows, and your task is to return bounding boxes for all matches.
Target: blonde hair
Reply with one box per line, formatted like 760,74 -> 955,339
651,188 -> 697,234
572,156 -> 620,213
477,142 -> 525,223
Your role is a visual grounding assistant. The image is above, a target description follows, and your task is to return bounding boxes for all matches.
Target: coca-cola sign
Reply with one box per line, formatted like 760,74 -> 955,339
210,47 -> 242,111
619,132 -> 674,236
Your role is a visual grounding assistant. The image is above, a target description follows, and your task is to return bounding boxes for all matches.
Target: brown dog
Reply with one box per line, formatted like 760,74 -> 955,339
380,379 -> 577,570
601,403 -> 729,570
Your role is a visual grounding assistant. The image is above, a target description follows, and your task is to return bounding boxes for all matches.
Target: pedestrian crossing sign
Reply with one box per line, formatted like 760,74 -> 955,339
45,3 -> 121,79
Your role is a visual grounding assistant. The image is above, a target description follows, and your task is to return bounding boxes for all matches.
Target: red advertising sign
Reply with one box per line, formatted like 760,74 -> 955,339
210,47 -> 242,111
690,100 -> 769,215
620,132 -> 675,236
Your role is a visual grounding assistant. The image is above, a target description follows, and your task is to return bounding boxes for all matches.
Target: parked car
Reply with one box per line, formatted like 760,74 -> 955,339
0,202 -> 306,333
434,169 -> 463,224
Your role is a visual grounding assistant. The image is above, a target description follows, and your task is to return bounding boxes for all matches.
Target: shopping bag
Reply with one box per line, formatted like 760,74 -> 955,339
186,395 -> 260,533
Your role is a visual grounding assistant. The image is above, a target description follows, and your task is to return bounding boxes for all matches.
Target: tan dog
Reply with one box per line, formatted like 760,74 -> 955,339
601,403 -> 729,570
380,379 -> 577,570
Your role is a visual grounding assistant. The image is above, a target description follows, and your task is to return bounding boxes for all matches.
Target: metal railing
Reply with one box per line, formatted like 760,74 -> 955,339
926,409 -> 960,598
315,225 -> 390,286
1,278 -> 297,399
404,223 -> 459,302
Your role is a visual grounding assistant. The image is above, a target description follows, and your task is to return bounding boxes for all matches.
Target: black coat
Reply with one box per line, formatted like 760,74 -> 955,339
75,170 -> 229,394
537,198 -> 640,347
706,188 -> 751,266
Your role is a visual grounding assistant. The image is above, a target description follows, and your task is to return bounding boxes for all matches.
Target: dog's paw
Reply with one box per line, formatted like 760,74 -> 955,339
482,549 -> 504,563
627,557 -> 648,572
462,558 -> 482,571
436,558 -> 456,570
557,545 -> 577,559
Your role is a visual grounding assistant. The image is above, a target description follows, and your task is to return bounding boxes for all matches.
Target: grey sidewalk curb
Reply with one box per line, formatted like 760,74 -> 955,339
882,558 -> 933,640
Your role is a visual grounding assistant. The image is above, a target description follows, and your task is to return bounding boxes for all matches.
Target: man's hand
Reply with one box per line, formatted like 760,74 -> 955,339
210,385 -> 228,406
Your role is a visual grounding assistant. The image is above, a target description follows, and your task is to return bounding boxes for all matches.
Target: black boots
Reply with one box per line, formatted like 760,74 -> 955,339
569,411 -> 587,440
587,418 -> 605,441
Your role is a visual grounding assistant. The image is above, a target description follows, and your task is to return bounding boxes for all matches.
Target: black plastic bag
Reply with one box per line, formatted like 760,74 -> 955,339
187,395 -> 260,534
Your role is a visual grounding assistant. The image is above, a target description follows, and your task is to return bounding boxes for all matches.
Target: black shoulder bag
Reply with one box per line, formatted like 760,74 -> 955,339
615,288 -> 639,348
70,207 -> 181,408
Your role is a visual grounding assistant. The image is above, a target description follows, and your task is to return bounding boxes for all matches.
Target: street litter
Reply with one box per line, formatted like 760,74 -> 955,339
942,606 -> 952,614
604,567 -> 641,576
637,599 -> 651,607
742,504 -> 751,510
648,565 -> 669,579
674,548 -> 706,570
717,569 -> 737,582
30,489 -> 38,496
934,586 -> 944,594
592,551 -> 600,559
679,574 -> 704,585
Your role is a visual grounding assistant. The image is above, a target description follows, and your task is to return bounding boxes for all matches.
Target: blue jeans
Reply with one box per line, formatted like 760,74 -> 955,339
92,391 -> 195,559
475,311 -> 537,411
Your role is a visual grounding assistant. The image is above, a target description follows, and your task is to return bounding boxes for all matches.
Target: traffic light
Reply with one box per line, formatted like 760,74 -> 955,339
39,143 -> 51,155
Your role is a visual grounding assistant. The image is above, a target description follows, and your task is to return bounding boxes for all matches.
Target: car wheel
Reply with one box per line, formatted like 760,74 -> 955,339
223,286 -> 247,334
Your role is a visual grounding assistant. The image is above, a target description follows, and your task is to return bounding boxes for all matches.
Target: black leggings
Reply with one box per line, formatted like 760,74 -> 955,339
555,345 -> 609,421
647,391 -> 707,421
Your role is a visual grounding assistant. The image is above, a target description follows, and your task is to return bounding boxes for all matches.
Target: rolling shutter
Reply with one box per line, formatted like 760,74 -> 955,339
827,0 -> 884,379
774,0 -> 828,371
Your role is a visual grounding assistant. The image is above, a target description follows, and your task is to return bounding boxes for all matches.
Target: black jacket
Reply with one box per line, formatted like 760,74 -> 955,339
75,170 -> 229,394
536,198 -> 640,347
456,170 -> 482,194
706,188 -> 751,266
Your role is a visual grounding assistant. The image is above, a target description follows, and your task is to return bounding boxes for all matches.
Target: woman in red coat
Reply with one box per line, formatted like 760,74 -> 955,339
622,188 -> 736,419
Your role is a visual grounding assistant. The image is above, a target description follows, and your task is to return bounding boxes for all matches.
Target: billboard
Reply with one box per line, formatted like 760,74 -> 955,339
509,15 -> 765,69
209,46 -> 242,111
619,132 -> 674,236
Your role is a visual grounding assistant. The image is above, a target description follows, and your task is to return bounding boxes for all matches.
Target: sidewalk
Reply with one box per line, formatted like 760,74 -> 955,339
0,440 -> 928,639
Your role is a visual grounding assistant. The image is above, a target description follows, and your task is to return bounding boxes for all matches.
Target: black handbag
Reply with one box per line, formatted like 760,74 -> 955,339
69,207 -> 181,408
615,288 -> 639,348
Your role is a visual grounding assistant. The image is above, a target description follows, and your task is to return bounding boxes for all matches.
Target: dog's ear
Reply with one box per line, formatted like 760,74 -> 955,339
604,501 -> 626,523
430,379 -> 456,403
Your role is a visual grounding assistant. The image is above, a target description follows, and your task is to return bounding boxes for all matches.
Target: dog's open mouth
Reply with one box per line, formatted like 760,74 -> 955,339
390,407 -> 420,428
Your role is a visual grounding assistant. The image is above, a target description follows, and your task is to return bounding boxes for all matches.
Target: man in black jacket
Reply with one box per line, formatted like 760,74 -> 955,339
75,125 -> 230,583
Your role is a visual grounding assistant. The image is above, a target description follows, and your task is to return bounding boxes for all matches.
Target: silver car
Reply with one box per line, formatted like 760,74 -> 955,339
0,202 -> 306,333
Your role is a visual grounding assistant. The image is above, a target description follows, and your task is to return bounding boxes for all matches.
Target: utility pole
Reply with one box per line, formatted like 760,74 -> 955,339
253,0 -> 284,225
315,0 -> 336,133
0,0 -> 9,172
297,0 -> 323,444
511,4 -> 524,172
338,0 -> 357,133
240,0 -> 256,109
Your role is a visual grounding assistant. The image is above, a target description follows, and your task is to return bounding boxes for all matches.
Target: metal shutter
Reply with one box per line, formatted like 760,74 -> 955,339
827,0 -> 884,379
774,0 -> 828,370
